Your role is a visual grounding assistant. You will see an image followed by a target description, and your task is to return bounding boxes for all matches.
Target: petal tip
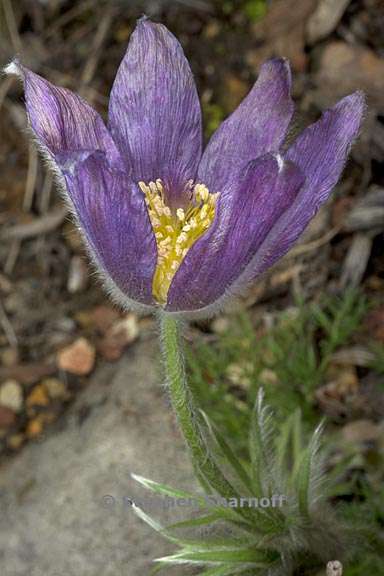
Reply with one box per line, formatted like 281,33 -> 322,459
137,14 -> 150,25
351,90 -> 367,116
340,90 -> 366,110
136,14 -> 160,32
333,90 -> 367,136
261,57 -> 292,80
3,59 -> 22,78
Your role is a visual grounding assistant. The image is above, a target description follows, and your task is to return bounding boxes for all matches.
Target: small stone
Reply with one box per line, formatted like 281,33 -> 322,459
67,255 -> 88,293
258,368 -> 279,386
204,20 -> 220,39
0,405 -> 16,429
97,314 -> 139,361
57,337 -> 96,375
53,317 -> 77,333
76,305 -> 120,333
225,362 -> 252,389
43,378 -> 69,400
342,420 -> 381,444
26,417 -> 44,439
307,0 -> 350,44
211,317 -> 230,335
3,293 -> 24,314
315,369 -> 360,412
0,347 -> 19,367
7,433 -> 24,450
0,380 -> 23,413
335,370 -> 359,395
331,346 -> 375,368
26,384 -> 50,408
315,42 -> 384,111
326,560 -> 343,576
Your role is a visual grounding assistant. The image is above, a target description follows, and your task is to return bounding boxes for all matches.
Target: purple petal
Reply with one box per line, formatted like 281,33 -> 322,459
6,61 -> 121,168
228,92 -> 366,294
108,18 -> 202,206
166,154 -> 304,312
198,58 -> 294,196
62,152 -> 157,307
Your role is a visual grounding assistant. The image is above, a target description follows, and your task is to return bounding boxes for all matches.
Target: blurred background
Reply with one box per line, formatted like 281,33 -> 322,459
0,1 -> 383,575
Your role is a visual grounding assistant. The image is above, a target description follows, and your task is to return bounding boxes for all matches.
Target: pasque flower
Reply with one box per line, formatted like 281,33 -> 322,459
6,17 -> 364,317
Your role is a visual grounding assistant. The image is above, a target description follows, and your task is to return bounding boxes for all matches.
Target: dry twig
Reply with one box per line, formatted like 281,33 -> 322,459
1,207 -> 68,241
0,298 -> 18,347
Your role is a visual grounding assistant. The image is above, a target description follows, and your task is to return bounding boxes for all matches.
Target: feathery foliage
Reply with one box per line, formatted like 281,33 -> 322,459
133,391 -> 346,575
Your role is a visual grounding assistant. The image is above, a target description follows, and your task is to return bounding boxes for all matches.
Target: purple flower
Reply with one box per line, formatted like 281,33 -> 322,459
5,17 -> 365,318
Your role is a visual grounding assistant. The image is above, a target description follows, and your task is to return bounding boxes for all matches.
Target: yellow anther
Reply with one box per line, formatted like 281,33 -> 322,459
149,181 -> 158,194
139,178 -> 218,304
176,208 -> 185,221
200,204 -> 209,220
195,184 -> 209,203
176,232 -> 188,245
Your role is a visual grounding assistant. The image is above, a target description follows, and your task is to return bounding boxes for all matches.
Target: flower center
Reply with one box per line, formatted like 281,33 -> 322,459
139,179 -> 218,305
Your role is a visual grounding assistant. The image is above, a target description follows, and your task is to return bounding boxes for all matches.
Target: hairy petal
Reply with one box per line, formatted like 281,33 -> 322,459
227,92 -> 366,295
62,152 -> 157,307
198,58 -> 294,196
108,18 -> 202,206
167,154 -> 304,312
5,61 -> 121,168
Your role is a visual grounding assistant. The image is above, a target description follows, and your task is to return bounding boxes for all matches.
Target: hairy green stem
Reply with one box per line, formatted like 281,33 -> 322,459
159,312 -> 241,502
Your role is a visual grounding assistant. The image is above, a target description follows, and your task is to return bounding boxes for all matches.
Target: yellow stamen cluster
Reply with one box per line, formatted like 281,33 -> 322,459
139,179 -> 218,304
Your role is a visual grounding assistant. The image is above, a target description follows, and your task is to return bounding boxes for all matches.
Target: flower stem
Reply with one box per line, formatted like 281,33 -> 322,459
159,312 -> 238,500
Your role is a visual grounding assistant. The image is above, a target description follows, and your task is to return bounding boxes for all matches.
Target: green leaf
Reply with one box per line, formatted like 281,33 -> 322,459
292,409 -> 304,464
249,389 -> 275,495
200,410 -> 254,493
132,499 -> 263,552
131,473 -> 206,507
130,504 -> 166,536
294,421 -> 324,516
165,512 -> 225,532
275,411 -> 294,472
156,545 -> 279,566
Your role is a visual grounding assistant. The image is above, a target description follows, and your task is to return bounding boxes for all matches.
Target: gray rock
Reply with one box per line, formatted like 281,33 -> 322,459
306,0 -> 351,44
0,336 -> 194,576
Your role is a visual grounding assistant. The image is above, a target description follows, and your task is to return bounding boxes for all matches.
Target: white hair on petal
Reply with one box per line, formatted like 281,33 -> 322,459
276,153 -> 284,172
3,61 -> 22,77
165,287 -> 241,321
